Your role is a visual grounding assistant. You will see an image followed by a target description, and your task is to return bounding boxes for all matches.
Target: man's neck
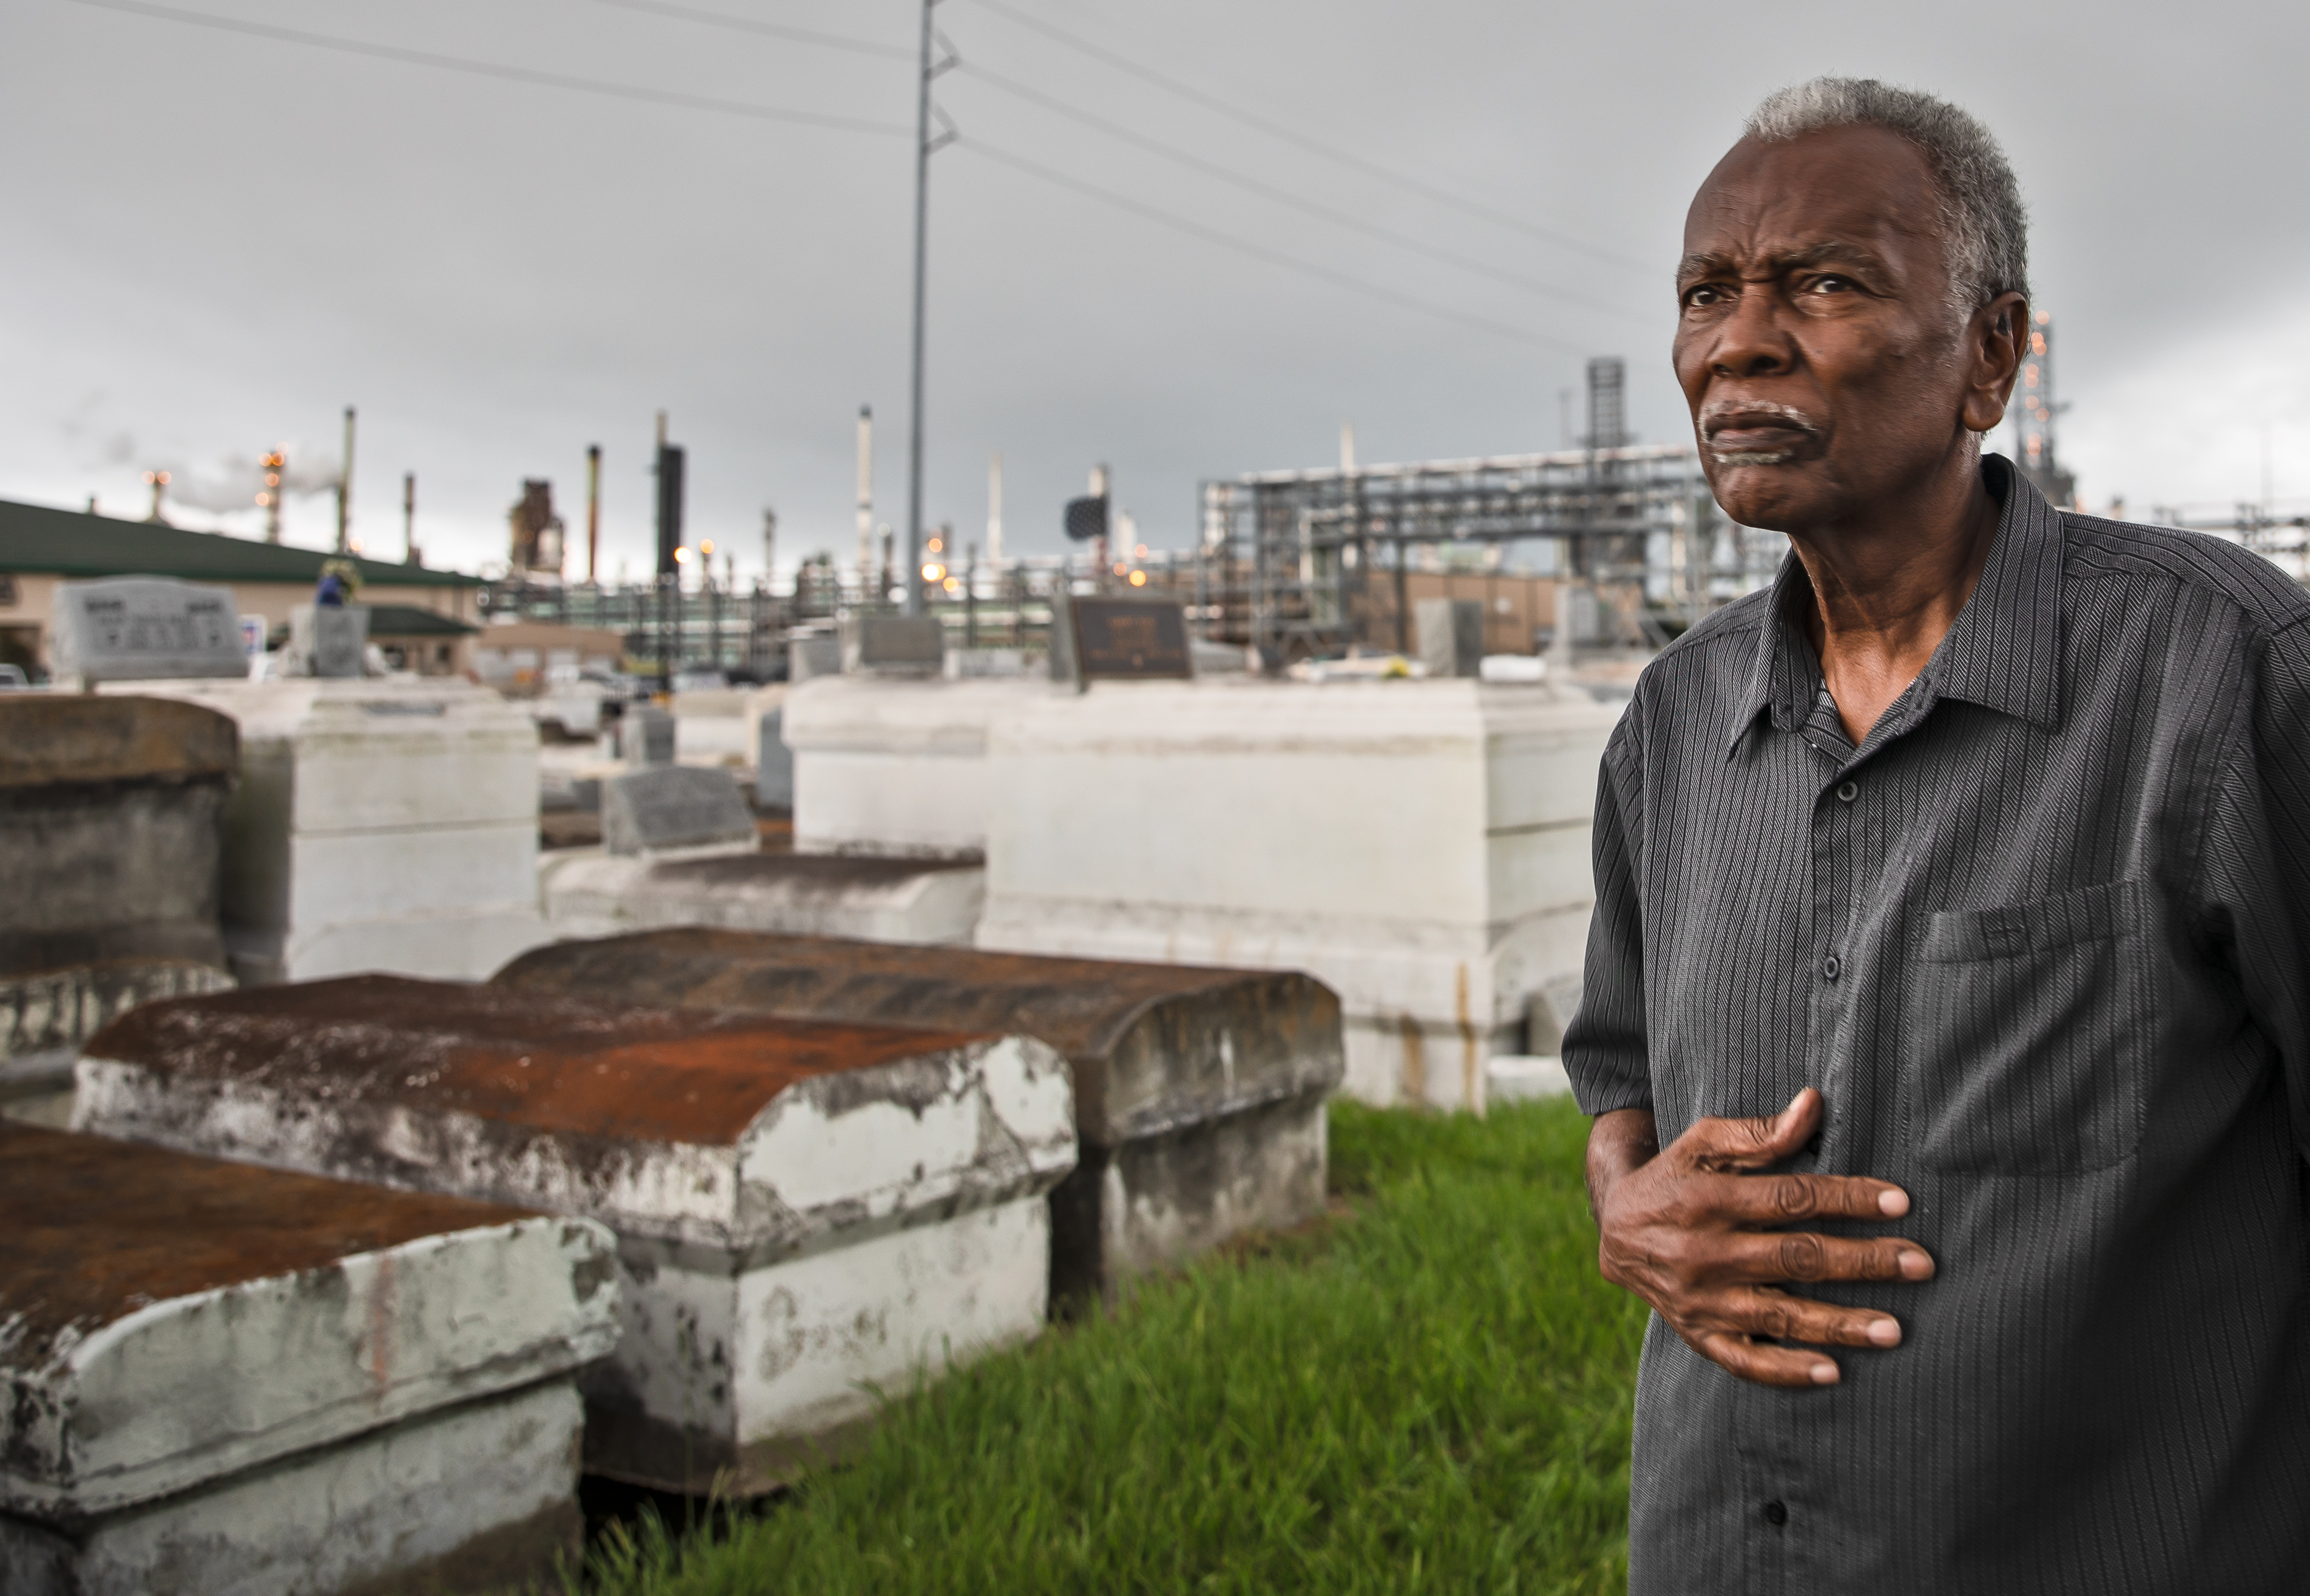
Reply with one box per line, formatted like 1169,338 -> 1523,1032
1787,453 -> 2002,745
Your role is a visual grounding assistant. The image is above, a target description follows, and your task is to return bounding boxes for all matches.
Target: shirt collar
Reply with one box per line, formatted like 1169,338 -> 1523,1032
1728,455 -> 2065,756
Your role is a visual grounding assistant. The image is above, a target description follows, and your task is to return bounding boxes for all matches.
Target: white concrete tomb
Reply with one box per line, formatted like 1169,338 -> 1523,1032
97,677 -> 547,985
974,677 -> 1620,1110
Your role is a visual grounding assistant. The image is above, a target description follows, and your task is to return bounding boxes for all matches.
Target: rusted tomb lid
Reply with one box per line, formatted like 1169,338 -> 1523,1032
74,975 -> 1075,1252
0,1121 -> 617,1523
491,927 -> 1346,1144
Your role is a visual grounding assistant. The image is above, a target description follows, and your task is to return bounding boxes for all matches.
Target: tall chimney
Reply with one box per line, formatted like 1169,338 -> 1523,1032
403,471 -> 418,565
856,405 -> 875,584
336,405 -> 356,553
585,444 -> 602,586
987,451 -> 1004,567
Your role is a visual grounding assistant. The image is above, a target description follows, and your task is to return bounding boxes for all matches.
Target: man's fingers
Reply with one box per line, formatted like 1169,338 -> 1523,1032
1691,1329 -> 1842,1389
1692,1285 -> 1906,1350
1706,1170 -> 1912,1224
1683,1088 -> 1824,1172
1718,1230 -> 1935,1285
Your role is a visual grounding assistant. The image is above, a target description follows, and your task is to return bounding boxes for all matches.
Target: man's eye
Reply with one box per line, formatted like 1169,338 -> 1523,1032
1684,285 -> 1725,308
1807,276 -> 1853,294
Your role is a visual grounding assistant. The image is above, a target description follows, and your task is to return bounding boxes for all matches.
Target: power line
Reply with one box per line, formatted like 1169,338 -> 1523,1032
579,0 -> 911,62
961,138 -> 1589,356
962,0 -> 1650,273
69,0 -> 912,136
956,59 -> 1647,325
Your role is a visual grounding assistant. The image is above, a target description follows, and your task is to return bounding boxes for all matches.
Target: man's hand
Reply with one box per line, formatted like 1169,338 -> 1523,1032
1586,1088 -> 1933,1388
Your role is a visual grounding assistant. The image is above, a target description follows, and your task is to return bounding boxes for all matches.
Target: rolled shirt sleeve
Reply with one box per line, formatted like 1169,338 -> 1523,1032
1564,701 -> 1653,1117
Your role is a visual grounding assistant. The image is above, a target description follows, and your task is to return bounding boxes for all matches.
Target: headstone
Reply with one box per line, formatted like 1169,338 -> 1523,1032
602,763 -> 757,857
495,928 -> 1346,1304
290,603 -> 371,679
619,703 -> 675,765
755,707 -> 793,809
0,1121 -> 617,1593
1054,597 -> 1193,690
1415,598 -> 1483,679
76,975 -> 1076,1494
50,577 -> 245,685
839,614 -> 944,676
788,633 -> 841,682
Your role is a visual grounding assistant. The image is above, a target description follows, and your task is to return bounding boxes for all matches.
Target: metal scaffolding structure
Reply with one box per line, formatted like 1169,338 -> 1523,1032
1193,441 -> 1781,662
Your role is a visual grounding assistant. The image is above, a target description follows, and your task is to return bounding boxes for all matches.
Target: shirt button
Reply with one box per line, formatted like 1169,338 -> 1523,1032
1763,1500 -> 1789,1527
1821,954 -> 1842,981
1835,780 -> 1858,803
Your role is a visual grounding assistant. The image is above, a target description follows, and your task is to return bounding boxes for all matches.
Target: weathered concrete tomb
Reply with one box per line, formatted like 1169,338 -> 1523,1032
0,1121 -> 619,1596
70,976 -> 1076,1494
493,928 -> 1345,1303
0,696 -> 240,1128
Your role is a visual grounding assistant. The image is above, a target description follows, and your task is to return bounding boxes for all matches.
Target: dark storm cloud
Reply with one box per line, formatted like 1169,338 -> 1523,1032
4,0 -> 2305,571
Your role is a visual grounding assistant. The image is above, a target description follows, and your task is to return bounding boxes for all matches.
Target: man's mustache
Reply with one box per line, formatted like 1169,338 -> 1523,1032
1697,400 -> 1824,441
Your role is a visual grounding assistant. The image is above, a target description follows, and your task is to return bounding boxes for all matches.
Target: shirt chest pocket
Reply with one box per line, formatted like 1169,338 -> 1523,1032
1902,879 -> 2153,1175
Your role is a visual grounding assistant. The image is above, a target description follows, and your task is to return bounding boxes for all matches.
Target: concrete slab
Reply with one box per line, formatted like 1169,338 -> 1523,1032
493,928 -> 1344,1302
72,976 -> 1076,1494
0,1122 -> 617,1594
539,850 -> 985,946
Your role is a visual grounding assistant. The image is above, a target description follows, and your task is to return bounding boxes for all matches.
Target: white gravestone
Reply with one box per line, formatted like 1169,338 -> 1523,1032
840,614 -> 944,676
602,765 -> 758,857
289,603 -> 370,678
51,578 -> 246,685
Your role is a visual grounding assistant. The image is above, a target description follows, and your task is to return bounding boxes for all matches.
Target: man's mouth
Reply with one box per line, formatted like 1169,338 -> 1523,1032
1698,401 -> 1823,466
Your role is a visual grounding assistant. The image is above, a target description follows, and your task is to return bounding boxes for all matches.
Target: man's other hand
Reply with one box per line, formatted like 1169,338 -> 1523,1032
1586,1088 -> 1934,1388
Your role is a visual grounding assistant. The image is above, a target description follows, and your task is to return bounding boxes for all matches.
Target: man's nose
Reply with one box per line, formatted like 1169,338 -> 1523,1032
1709,292 -> 1791,380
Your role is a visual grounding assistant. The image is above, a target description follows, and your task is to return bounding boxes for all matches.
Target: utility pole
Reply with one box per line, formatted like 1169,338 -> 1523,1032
904,0 -> 957,617
586,444 -> 602,586
336,405 -> 356,553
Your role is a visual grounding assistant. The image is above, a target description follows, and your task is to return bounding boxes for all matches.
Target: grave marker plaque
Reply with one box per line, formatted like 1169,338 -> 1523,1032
50,577 -> 245,684
1415,597 -> 1482,679
289,602 -> 370,678
620,704 -> 676,765
1058,596 -> 1193,689
602,763 -> 756,856
839,614 -> 944,675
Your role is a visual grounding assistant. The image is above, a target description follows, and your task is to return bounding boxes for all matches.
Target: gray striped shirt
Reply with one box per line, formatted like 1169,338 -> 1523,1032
1565,458 -> 2310,1595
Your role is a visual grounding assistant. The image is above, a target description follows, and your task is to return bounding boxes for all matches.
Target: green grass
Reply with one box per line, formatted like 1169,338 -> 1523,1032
577,1097 -> 1644,1594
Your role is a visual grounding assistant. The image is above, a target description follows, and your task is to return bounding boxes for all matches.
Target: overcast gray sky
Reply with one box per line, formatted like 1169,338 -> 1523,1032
5,0 -> 2304,579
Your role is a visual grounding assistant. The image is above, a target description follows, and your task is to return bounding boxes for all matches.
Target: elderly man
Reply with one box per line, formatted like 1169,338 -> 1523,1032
1565,78 -> 2310,1593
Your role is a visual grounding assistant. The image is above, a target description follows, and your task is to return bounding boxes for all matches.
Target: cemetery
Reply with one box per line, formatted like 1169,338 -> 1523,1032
0,569 -> 1625,1590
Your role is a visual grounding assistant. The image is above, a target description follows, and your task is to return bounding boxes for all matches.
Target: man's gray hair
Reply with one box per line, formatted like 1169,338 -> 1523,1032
1746,77 -> 2028,318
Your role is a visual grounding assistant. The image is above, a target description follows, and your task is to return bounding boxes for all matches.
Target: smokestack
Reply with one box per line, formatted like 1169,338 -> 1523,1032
1340,422 -> 1357,472
336,405 -> 356,553
856,405 -> 874,583
762,507 -> 777,587
585,444 -> 602,586
260,448 -> 285,543
654,420 -> 685,580
987,452 -> 1003,566
403,471 -> 418,565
